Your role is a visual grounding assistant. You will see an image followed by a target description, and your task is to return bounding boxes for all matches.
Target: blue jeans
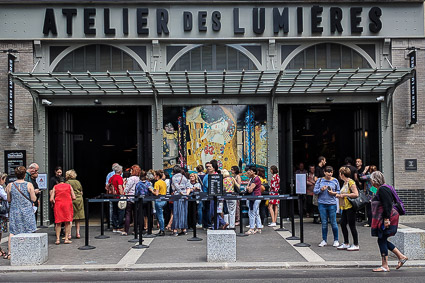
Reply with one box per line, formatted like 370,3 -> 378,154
248,200 -> 263,229
210,200 -> 226,229
112,202 -> 125,229
378,235 -> 395,257
197,201 -> 203,225
155,201 -> 166,231
318,203 -> 338,242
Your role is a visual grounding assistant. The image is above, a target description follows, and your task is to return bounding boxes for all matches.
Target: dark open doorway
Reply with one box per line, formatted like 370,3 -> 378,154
48,106 -> 151,200
279,104 -> 379,192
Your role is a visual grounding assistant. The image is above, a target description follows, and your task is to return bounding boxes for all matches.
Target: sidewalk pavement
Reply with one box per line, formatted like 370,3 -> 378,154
1,216 -> 424,272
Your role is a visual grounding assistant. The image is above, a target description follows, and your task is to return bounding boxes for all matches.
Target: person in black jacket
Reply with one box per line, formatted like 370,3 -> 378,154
370,171 -> 408,272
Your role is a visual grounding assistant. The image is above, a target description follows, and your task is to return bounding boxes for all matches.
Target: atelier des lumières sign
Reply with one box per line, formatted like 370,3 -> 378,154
41,6 -> 383,37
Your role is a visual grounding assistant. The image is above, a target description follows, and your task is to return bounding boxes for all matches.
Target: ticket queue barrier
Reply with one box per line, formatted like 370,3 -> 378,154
78,193 -> 308,250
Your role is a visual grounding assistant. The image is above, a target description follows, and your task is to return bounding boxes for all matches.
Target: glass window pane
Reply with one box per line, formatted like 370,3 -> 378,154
316,44 -> 327,69
216,45 -> 227,71
73,47 -> 85,71
330,44 -> 341,68
352,52 -> 363,68
100,45 -> 111,71
111,48 -> 121,71
341,46 -> 352,68
228,47 -> 237,70
202,45 -> 212,71
171,52 -> 189,71
122,53 -> 134,71
191,48 -> 201,70
56,54 -> 72,72
305,47 -> 315,68
239,53 -> 249,70
85,45 -> 96,71
281,45 -> 299,63
292,52 -> 304,69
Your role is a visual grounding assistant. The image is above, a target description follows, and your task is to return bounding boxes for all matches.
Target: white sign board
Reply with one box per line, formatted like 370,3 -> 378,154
36,173 -> 48,190
295,174 -> 306,195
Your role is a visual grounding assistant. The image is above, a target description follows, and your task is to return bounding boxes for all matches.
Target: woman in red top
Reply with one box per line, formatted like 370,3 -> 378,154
50,177 -> 76,245
268,165 -> 280,227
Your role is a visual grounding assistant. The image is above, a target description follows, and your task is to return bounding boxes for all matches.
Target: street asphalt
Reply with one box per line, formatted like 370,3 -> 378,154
0,215 -> 424,272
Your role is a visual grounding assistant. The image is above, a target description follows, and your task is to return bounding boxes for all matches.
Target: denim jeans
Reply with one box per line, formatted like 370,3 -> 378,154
248,200 -> 263,229
210,200 -> 226,229
377,234 -> 395,257
318,203 -> 338,242
112,202 -> 125,229
155,200 -> 167,231
226,200 -> 236,228
197,201 -> 203,225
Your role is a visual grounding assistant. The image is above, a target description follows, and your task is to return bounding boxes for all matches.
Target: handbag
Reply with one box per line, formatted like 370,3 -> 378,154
0,199 -> 9,216
348,190 -> 369,211
118,196 -> 127,210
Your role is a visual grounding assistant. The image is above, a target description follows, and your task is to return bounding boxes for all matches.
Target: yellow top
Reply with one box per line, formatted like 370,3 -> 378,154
339,179 -> 356,210
154,179 -> 167,195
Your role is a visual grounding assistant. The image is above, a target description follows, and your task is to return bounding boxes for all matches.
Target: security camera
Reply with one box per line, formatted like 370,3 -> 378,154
376,96 -> 385,102
41,99 -> 52,106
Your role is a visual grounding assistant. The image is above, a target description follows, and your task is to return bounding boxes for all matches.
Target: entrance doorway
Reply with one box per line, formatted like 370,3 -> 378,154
48,106 -> 151,199
279,104 -> 379,192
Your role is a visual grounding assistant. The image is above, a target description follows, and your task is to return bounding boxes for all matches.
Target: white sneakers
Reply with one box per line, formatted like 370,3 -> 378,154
347,245 -> 360,251
268,222 -> 277,227
321,241 -> 359,250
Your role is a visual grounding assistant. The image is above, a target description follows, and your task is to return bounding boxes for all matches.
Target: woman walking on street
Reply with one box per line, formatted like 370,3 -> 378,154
66,169 -> 84,239
336,166 -> 359,251
370,171 -> 408,272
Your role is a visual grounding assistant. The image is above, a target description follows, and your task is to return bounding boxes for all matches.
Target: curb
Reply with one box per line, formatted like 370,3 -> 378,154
1,260 -> 425,273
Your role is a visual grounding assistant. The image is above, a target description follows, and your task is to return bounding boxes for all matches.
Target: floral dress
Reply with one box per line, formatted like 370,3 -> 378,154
0,184 -> 8,232
269,174 -> 280,205
9,182 -> 37,235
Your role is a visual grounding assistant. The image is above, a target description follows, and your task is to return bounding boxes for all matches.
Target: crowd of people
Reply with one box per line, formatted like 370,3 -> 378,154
0,164 -> 85,260
0,155 -> 410,271
104,160 -> 280,236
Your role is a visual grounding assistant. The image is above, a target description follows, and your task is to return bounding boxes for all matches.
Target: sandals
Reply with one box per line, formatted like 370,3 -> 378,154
55,240 -> 60,245
245,229 -> 256,235
373,266 -> 390,272
0,248 -> 6,257
76,234 -> 81,239
396,257 -> 408,270
3,252 -> 11,260
64,240 -> 72,244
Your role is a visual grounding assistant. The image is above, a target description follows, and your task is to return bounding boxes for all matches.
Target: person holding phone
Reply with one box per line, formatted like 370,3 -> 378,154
313,166 -> 340,248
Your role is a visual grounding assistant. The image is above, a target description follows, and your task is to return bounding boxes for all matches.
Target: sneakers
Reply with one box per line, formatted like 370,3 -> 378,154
196,224 -> 203,229
318,240 -> 327,247
337,243 -> 350,250
347,245 -> 360,251
268,222 -> 277,227
332,241 -> 340,247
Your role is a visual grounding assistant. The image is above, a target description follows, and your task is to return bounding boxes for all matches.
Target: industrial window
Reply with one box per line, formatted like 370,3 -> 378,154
171,45 -> 257,71
54,44 -> 142,72
285,43 -> 372,70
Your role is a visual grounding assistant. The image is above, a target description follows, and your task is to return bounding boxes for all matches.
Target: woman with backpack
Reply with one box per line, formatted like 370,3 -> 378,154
370,171 -> 408,272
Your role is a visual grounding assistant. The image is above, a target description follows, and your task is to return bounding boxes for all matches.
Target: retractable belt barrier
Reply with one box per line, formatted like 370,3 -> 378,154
78,193 -> 309,250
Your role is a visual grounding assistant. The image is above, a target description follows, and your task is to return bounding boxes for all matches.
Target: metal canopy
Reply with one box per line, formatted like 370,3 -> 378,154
11,68 -> 414,96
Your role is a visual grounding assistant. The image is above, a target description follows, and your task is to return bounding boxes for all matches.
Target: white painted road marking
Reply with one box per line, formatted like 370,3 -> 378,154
275,229 -> 325,262
117,238 -> 154,265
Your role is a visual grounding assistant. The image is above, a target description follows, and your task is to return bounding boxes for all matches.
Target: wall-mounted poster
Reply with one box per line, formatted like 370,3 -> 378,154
163,105 -> 267,172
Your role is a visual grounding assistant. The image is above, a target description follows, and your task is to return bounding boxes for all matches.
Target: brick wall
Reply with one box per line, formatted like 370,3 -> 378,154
391,39 -> 425,215
0,41 -> 34,172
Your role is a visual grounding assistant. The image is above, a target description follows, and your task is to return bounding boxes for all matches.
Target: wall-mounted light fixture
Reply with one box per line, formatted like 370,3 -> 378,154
376,96 -> 385,102
326,97 -> 334,102
94,99 -> 101,104
212,98 -> 219,104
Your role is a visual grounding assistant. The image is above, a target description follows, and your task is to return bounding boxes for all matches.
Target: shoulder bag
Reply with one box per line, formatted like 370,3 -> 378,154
0,199 -> 8,216
347,189 -> 369,211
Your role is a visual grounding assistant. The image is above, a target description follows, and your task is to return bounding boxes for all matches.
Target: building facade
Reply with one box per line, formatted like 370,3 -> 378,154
0,0 -> 424,223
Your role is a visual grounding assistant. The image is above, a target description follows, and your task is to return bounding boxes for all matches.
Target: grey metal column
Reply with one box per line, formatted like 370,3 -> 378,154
267,99 -> 279,178
152,98 -> 163,169
380,101 -> 394,185
34,101 -> 49,226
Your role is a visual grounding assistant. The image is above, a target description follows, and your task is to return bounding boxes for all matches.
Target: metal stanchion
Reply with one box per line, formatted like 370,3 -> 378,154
95,194 -> 110,239
144,200 -> 156,238
38,191 -> 48,228
275,196 -> 288,231
294,195 -> 310,247
213,195 -> 218,230
236,198 -> 248,237
129,197 -> 139,243
133,196 -> 148,249
188,198 -> 202,241
106,195 -> 112,231
286,197 -> 300,240
78,198 -> 95,250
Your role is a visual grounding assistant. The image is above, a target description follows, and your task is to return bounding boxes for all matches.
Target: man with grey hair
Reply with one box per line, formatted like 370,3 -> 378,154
105,163 -> 119,192
108,164 -> 125,233
25,163 -> 41,215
